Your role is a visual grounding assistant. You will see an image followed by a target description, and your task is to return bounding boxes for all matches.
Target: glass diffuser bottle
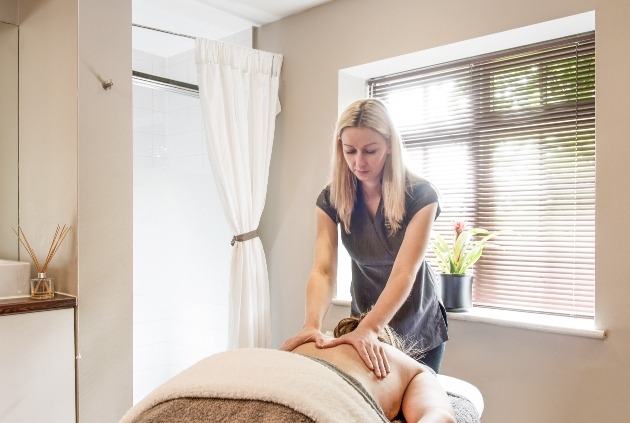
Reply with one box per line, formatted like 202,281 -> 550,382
31,272 -> 54,300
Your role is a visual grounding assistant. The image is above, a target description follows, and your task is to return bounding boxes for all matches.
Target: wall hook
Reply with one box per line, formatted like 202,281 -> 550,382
102,79 -> 114,90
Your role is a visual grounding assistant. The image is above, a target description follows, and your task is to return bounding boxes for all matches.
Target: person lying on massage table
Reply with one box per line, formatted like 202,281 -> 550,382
290,315 -> 456,423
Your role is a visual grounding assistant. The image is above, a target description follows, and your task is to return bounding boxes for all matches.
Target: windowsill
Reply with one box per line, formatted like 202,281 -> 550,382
331,298 -> 607,339
446,307 -> 606,339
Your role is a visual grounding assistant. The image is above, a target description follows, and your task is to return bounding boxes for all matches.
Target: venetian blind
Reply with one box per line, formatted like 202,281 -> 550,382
368,33 -> 595,318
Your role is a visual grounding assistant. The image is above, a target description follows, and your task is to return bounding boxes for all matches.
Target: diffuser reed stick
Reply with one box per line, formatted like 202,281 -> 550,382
12,225 -> 72,299
13,224 -> 72,273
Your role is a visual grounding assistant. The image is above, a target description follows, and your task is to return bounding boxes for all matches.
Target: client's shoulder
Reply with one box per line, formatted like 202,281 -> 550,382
381,343 -> 431,377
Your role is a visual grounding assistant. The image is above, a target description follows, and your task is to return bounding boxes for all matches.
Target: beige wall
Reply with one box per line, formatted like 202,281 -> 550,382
257,0 -> 630,422
19,0 -> 78,292
18,0 -> 132,421
0,21 -> 18,260
76,0 -> 133,420
0,0 -> 18,24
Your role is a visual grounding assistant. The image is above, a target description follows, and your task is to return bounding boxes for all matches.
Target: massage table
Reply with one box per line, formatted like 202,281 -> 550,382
119,348 -> 483,423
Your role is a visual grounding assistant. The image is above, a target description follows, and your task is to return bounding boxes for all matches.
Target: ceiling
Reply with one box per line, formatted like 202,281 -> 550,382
133,0 -> 332,56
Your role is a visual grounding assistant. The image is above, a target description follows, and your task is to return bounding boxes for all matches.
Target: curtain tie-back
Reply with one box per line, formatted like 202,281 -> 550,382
231,229 -> 259,246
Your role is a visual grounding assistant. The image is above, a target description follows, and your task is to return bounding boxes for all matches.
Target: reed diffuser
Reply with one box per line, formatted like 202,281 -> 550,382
12,224 -> 72,300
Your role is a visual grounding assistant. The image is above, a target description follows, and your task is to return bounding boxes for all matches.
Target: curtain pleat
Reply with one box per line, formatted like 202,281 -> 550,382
196,38 -> 283,348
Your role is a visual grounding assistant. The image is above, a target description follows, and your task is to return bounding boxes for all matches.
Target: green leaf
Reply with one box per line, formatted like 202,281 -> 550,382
458,248 -> 483,273
467,228 -> 490,236
431,243 -> 450,267
429,233 -> 453,273
452,232 -> 468,267
430,257 -> 450,274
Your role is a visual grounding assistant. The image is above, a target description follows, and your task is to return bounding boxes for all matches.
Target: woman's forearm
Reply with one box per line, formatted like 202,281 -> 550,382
304,271 -> 336,329
304,208 -> 339,329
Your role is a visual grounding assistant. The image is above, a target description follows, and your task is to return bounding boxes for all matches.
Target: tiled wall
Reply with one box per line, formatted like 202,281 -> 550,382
131,29 -> 252,403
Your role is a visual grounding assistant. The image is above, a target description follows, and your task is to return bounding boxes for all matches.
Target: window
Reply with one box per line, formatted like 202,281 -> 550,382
368,33 -> 595,318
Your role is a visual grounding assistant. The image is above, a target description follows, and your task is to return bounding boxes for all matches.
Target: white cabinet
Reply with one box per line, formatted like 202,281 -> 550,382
0,308 -> 75,422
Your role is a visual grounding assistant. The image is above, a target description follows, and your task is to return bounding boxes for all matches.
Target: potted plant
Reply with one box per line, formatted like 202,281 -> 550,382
429,220 -> 501,311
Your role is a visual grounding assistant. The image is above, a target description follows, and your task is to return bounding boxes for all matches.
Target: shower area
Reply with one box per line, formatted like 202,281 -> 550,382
131,26 -> 251,402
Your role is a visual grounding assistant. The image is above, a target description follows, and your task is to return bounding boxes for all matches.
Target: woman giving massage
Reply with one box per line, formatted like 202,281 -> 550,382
291,315 -> 456,423
281,98 -> 448,376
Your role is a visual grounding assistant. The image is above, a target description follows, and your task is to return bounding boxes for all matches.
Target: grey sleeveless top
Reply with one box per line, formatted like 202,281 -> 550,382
316,180 -> 448,353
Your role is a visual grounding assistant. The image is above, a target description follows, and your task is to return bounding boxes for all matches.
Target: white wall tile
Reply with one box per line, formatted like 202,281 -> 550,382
151,56 -> 167,78
187,131 -> 204,156
169,155 -> 203,173
167,108 -> 189,136
133,368 -> 155,404
133,321 -> 155,348
206,305 -> 229,331
153,364 -> 179,386
132,297 -> 158,323
133,344 -> 154,372
133,131 -> 152,157
172,343 -> 207,369
154,320 -> 173,344
171,50 -> 188,64
133,107 -> 153,133
133,59 -> 229,401
166,134 -> 183,158
152,134 -> 167,158
151,110 -> 166,135
188,105 -> 203,131
188,50 -> 198,84
132,54 -> 153,74
166,91 -> 189,112
181,324 -> 214,351
168,59 -> 188,84
133,85 -> 153,109
152,89 -> 167,113
153,341 -> 175,367
133,155 -> 153,171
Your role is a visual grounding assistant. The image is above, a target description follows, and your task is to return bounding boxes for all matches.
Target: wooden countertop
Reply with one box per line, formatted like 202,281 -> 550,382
0,293 -> 77,315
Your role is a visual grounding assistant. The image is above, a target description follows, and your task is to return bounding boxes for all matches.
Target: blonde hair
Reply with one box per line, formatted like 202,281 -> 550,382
329,98 -> 420,236
333,314 -> 421,360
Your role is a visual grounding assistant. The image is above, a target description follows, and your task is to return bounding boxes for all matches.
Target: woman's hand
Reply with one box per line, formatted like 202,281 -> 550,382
320,326 -> 391,378
279,327 -> 327,352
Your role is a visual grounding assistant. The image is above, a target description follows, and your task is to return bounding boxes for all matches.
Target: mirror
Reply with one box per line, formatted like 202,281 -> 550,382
0,21 -> 18,260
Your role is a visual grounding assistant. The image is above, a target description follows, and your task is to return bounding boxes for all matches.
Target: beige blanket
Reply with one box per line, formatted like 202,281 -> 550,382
120,348 -> 480,423
120,348 -> 390,423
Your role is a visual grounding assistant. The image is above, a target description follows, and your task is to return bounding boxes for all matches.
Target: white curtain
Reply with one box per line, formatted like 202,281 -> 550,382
195,38 -> 283,349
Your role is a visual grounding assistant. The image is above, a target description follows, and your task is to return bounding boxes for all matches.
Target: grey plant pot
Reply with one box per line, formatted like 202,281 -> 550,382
439,274 -> 473,312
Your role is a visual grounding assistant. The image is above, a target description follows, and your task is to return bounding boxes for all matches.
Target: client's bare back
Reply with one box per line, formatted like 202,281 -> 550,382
292,340 -> 424,420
